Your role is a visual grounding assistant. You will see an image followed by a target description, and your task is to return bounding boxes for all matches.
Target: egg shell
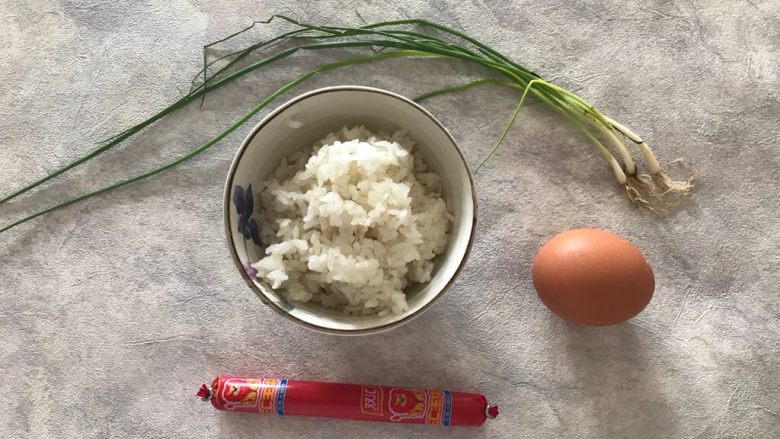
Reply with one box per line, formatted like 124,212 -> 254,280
531,229 -> 655,326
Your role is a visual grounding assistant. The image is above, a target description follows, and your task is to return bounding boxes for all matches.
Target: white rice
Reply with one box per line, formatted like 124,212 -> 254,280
251,126 -> 452,316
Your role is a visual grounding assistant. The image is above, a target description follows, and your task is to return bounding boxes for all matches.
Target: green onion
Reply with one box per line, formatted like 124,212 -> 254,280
0,15 -> 696,234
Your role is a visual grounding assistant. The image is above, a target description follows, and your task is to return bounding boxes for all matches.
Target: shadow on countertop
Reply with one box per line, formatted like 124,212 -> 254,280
557,321 -> 681,438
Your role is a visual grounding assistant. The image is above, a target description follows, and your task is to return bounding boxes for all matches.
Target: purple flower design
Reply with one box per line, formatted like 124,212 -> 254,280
243,262 -> 257,278
233,184 -> 261,246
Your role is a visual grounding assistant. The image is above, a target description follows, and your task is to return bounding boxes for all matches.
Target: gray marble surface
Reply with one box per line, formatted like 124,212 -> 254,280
1,1 -> 778,438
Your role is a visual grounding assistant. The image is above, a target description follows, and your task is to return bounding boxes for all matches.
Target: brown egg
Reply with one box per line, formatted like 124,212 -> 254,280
531,229 -> 654,326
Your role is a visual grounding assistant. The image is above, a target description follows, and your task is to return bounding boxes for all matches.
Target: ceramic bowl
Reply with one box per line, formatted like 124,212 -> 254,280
224,85 -> 476,335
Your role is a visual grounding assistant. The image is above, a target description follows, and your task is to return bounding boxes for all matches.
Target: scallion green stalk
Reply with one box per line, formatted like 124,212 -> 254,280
0,15 -> 696,234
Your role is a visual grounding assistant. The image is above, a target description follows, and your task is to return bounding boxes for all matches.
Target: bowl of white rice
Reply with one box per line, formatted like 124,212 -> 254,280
224,85 -> 476,334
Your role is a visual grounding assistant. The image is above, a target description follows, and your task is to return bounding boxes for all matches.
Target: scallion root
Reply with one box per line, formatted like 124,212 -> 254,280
625,162 -> 698,216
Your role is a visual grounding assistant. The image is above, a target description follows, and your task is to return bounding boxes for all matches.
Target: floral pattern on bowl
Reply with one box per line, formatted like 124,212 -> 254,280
232,184 -> 261,246
230,183 -> 295,314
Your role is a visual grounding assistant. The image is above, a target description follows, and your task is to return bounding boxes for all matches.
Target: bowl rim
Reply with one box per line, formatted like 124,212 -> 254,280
223,85 -> 477,335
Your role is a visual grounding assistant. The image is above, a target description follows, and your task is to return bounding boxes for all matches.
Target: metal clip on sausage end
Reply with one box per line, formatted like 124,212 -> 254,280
196,384 -> 213,401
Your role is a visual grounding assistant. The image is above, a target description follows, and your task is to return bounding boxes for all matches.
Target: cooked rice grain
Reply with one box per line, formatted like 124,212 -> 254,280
251,126 -> 452,315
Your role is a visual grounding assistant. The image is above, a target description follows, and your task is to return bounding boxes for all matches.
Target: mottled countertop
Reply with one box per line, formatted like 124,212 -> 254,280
1,1 -> 778,438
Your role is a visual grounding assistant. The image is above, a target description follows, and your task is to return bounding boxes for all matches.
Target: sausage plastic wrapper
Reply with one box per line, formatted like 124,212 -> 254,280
197,376 -> 498,427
